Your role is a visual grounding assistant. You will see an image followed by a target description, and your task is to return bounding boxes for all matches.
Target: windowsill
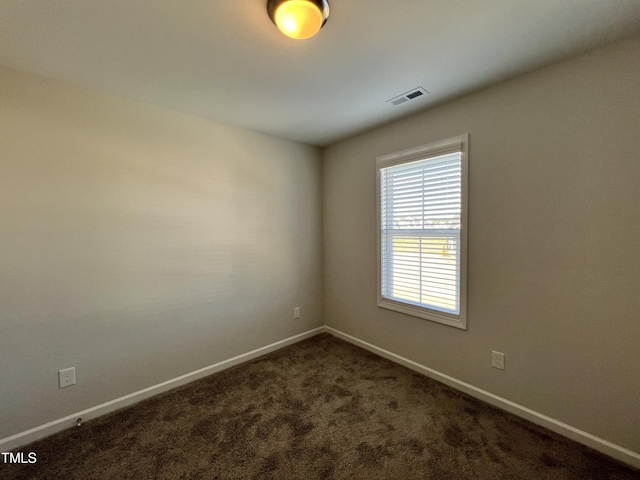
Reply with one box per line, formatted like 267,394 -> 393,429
378,297 -> 467,330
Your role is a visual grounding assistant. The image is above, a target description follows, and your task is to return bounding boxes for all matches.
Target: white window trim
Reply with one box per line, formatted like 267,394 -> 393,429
376,134 -> 469,330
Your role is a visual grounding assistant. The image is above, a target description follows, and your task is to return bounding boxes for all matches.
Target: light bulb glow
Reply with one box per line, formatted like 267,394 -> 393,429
274,0 -> 323,39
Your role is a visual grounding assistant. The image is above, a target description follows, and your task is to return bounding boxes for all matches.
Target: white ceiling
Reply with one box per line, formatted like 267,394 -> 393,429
1,1 -> 639,146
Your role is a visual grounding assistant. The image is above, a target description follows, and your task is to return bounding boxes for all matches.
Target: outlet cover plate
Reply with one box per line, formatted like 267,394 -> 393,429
491,351 -> 505,370
59,367 -> 76,388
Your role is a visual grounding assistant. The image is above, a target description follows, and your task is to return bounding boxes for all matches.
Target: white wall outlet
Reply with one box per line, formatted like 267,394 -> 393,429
59,367 -> 76,388
491,351 -> 505,370
293,307 -> 300,319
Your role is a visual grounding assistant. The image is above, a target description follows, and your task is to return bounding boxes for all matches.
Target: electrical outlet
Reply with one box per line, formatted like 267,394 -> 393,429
59,367 -> 76,388
491,351 -> 505,370
293,307 -> 300,319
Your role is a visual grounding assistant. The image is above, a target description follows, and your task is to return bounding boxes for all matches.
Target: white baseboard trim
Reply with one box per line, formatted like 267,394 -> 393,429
4,325 -> 638,469
325,326 -> 640,470
0,327 -> 325,452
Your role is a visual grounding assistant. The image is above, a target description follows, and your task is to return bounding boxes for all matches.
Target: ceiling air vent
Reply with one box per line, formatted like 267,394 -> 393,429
387,87 -> 429,107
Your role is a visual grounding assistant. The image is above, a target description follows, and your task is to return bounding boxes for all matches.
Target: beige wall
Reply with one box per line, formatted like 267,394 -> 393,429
0,67 -> 323,439
323,35 -> 640,452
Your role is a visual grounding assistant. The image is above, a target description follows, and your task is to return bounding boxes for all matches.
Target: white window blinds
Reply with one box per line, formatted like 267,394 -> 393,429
377,135 -> 467,328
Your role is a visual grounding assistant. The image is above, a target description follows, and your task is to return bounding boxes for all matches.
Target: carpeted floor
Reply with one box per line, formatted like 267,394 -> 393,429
2,333 -> 638,480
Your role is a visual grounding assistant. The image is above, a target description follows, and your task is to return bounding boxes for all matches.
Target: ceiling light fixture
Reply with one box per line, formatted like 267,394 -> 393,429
267,0 -> 330,40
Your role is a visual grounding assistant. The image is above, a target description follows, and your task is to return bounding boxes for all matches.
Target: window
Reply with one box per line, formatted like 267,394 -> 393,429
377,134 -> 468,329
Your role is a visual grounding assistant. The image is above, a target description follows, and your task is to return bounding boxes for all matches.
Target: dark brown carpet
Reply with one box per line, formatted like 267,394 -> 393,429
2,334 -> 638,480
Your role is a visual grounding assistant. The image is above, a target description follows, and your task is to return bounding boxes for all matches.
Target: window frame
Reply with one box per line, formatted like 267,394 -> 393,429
376,134 -> 469,330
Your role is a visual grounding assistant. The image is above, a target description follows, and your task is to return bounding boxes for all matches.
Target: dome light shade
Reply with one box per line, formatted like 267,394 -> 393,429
267,0 -> 330,40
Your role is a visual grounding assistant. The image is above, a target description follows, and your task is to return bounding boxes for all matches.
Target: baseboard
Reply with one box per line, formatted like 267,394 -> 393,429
325,326 -> 640,470
0,326 -> 325,452
4,325 -> 638,470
